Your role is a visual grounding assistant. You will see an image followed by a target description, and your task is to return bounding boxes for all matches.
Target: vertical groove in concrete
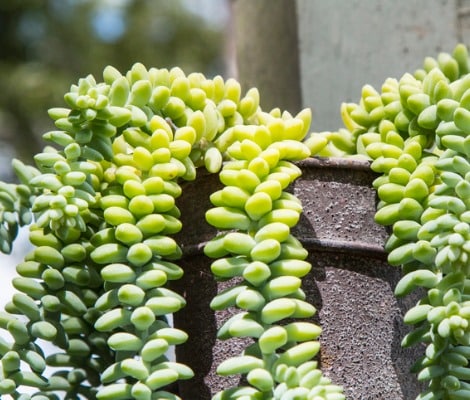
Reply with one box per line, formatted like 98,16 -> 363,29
296,0 -> 461,131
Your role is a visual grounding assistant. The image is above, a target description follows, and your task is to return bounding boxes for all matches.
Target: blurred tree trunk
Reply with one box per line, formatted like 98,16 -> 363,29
231,0 -> 302,114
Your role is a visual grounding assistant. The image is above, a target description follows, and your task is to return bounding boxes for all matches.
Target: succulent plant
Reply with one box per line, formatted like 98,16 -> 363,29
307,43 -> 470,400
0,63 -> 342,400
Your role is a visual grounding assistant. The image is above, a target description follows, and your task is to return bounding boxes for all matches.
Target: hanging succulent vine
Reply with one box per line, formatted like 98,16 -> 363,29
203,119 -> 343,399
306,43 -> 470,400
0,62 -> 344,400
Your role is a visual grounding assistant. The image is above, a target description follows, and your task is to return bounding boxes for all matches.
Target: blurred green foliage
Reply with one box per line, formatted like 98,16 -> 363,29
0,0 -> 228,171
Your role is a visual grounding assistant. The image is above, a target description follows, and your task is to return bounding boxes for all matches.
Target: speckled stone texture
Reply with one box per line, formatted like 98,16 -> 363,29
170,158 -> 424,399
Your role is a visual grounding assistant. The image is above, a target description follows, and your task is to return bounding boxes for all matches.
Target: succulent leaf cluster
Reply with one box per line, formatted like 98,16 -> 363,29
0,62 -> 342,400
307,43 -> 470,400
203,112 -> 343,399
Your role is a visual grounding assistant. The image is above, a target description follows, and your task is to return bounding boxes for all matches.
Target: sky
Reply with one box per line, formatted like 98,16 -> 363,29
90,0 -> 230,43
0,227 -> 32,308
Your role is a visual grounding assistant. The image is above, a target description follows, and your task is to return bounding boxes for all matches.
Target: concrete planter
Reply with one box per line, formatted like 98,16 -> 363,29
170,157 -> 424,399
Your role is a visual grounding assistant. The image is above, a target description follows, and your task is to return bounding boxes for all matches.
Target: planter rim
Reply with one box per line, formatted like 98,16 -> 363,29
297,156 -> 372,171
178,155 -> 386,259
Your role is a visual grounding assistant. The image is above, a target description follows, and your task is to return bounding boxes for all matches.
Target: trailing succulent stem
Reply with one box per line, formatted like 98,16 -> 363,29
203,122 -> 343,399
0,159 -> 39,254
0,63 -> 343,400
307,43 -> 470,400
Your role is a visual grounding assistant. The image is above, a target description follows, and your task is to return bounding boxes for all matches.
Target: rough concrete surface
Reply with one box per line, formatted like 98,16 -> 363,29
171,158 -> 424,399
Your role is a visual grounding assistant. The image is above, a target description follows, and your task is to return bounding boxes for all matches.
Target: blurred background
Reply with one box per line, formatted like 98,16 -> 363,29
1,0 -> 469,177
0,0 -> 233,175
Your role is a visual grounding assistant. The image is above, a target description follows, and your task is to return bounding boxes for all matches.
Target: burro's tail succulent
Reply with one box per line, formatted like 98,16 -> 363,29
307,43 -> 470,400
0,63 -> 343,400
